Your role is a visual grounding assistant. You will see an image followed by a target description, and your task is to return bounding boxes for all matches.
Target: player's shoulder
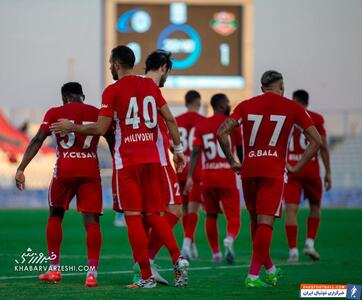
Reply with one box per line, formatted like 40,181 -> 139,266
307,109 -> 324,123
82,102 -> 100,113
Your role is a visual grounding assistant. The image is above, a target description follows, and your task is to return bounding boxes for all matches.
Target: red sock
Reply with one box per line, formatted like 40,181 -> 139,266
148,212 -> 179,260
185,212 -> 198,242
307,217 -> 320,240
86,222 -> 102,271
205,216 -> 219,254
250,223 -> 257,240
249,224 -> 273,276
46,217 -> 62,265
226,214 -> 240,240
145,214 -> 181,264
125,215 -> 151,279
251,223 -> 273,269
285,225 -> 298,248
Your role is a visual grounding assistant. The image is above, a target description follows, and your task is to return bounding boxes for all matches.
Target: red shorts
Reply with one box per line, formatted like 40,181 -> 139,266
112,163 -> 166,213
242,177 -> 284,217
284,176 -> 322,205
163,164 -> 182,205
202,186 -> 240,219
48,177 -> 102,214
179,179 -> 203,204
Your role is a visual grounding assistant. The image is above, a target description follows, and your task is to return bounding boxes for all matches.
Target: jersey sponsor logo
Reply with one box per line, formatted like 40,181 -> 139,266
101,104 -> 108,108
62,151 -> 97,159
204,161 -> 231,170
288,153 -> 316,161
124,132 -> 154,143
42,121 -> 48,125
248,149 -> 278,158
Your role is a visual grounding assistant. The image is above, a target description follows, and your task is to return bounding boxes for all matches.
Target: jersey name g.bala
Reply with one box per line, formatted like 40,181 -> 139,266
40,102 -> 100,178
99,75 -> 168,169
230,92 -> 314,178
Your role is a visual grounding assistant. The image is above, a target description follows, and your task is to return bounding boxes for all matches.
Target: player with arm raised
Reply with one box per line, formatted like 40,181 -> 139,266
176,90 -> 206,260
15,82 -> 105,287
50,46 -> 189,289
217,71 -> 322,287
185,93 -> 243,264
284,90 -> 332,262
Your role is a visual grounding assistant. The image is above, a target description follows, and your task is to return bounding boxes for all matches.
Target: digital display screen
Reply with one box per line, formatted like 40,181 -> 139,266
114,3 -> 244,89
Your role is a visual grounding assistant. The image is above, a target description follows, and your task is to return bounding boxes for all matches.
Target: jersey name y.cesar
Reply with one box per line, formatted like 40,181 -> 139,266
99,75 -> 168,169
287,110 -> 326,178
176,112 -> 206,181
230,92 -> 314,178
40,102 -> 100,178
194,113 -> 242,188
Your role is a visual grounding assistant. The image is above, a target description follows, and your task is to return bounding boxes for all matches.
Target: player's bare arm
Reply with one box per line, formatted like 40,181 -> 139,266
320,135 -> 332,190
217,118 -> 241,174
15,130 -> 49,190
50,116 -> 112,136
159,104 -> 186,172
184,145 -> 201,194
104,130 -> 115,158
287,125 -> 322,174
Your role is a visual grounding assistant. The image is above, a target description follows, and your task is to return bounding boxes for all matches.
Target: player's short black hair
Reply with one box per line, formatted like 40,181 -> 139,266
111,45 -> 135,69
145,49 -> 173,73
185,90 -> 201,106
61,82 -> 83,97
261,70 -> 283,87
293,89 -> 309,106
210,93 -> 227,110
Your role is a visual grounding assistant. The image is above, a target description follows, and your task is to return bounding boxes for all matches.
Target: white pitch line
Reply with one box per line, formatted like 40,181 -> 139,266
0,261 -> 314,281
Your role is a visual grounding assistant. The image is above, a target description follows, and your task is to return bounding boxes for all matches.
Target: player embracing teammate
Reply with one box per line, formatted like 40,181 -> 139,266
217,71 -> 322,287
51,46 -> 189,288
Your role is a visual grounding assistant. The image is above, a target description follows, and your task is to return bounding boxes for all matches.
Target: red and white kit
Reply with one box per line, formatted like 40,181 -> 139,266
230,92 -> 314,217
40,102 -> 102,214
176,112 -> 206,203
284,110 -> 326,204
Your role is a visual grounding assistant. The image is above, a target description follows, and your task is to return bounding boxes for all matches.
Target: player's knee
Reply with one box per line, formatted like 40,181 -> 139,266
49,207 -> 65,219
206,213 -> 218,219
257,214 -> 275,226
167,204 -> 182,219
309,204 -> 321,218
83,212 -> 100,226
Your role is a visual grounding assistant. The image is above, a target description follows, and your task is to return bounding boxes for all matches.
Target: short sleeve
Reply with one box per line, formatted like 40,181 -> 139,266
99,85 -> 115,118
193,125 -> 203,147
315,115 -> 326,136
39,108 -> 55,133
230,101 -> 244,124
233,126 -> 243,146
155,87 -> 167,109
294,104 -> 314,130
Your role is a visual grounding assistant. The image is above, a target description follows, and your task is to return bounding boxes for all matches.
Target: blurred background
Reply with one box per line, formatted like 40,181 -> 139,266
0,0 -> 361,208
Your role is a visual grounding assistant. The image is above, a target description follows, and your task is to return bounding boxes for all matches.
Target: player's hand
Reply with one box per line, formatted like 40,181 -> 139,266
173,152 -> 186,173
50,119 -> 74,134
230,160 -> 241,174
324,172 -> 332,191
286,163 -> 299,174
184,176 -> 193,195
15,170 -> 25,191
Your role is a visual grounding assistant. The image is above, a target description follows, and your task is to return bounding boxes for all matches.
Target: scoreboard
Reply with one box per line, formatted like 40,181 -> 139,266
104,0 -> 253,106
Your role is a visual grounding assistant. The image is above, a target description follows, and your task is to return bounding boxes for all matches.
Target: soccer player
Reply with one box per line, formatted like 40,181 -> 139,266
50,46 -> 189,288
15,82 -> 105,287
284,89 -> 332,262
217,70 -> 322,287
185,93 -> 243,263
176,90 -> 206,260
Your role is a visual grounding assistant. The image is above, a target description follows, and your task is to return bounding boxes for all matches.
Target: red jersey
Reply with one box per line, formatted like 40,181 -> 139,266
287,109 -> 326,178
176,112 -> 206,181
230,92 -> 314,178
99,75 -> 168,169
40,102 -> 100,178
194,113 -> 243,188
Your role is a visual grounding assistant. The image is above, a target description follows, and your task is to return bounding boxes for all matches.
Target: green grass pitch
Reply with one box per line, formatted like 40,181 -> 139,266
0,208 -> 361,300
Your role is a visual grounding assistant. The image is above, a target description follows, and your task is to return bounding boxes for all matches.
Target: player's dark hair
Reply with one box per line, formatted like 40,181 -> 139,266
261,70 -> 283,87
61,82 -> 83,97
293,89 -> 309,106
210,93 -> 227,110
145,49 -> 173,73
185,90 -> 201,106
111,45 -> 135,69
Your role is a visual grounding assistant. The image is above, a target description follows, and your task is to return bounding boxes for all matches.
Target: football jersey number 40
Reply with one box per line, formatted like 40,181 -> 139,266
126,96 -> 158,129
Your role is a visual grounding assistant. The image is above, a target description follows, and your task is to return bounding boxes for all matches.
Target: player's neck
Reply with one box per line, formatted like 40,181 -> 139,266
146,72 -> 161,86
187,107 -> 199,113
117,69 -> 133,80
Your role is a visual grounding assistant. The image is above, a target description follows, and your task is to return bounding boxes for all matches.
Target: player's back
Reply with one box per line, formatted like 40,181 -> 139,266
176,112 -> 206,181
233,92 -> 313,178
108,75 -> 168,169
288,109 -> 325,178
44,102 -> 100,178
195,113 -> 241,188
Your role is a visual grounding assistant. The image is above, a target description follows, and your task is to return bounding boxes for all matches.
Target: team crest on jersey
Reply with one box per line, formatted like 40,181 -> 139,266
210,12 -> 238,36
